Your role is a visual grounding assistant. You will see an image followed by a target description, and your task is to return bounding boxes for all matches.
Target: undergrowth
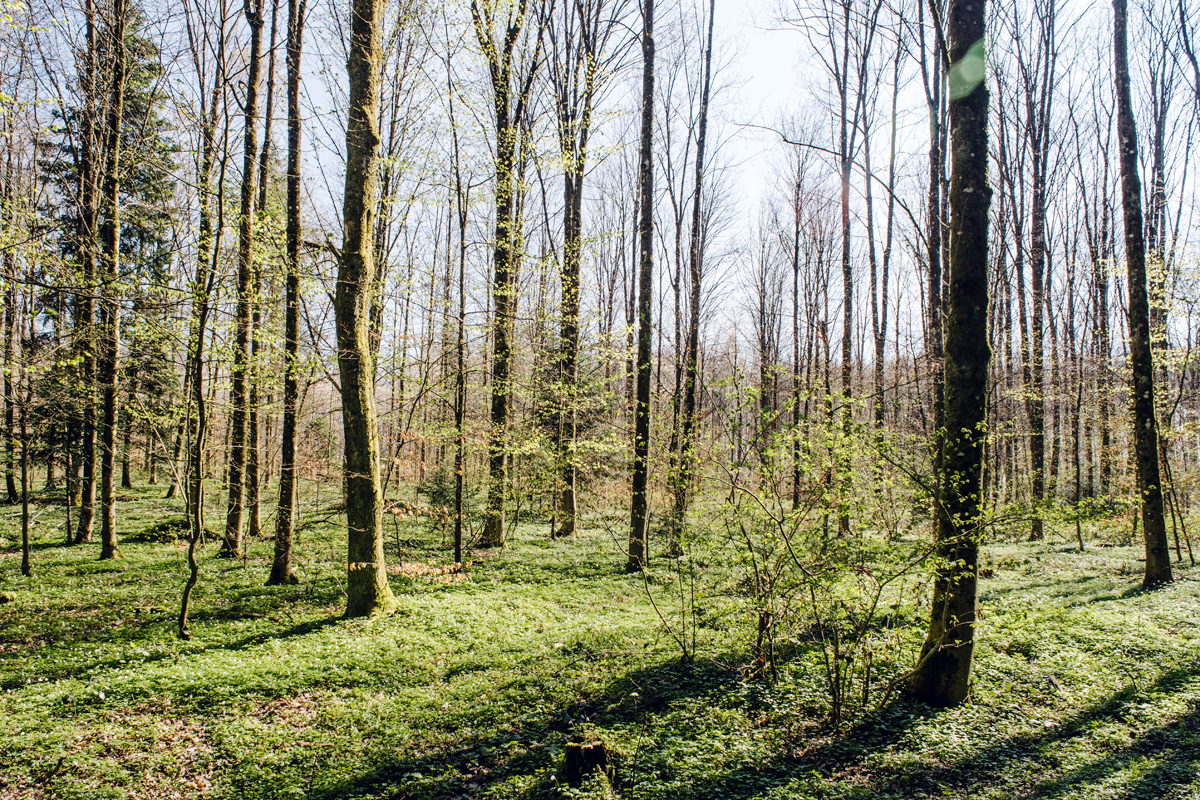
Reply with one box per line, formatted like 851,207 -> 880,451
1,481 -> 1199,799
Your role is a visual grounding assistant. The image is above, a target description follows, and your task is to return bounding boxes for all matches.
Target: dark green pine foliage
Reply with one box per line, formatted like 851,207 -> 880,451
36,7 -> 179,499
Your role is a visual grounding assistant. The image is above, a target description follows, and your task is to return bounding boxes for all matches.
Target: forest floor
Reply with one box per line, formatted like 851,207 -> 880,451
2,482 -> 1200,799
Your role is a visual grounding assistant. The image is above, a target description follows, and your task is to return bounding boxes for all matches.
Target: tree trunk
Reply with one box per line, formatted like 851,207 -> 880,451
269,0 -> 305,587
670,0 -> 714,535
872,50 -> 899,432
74,0 -> 100,545
4,239 -> 17,505
120,357 -> 137,489
222,0 -> 264,558
339,0 -> 396,617
180,7 -> 228,639
19,356 -> 28,578
472,0 -> 538,549
97,0 -> 129,561
627,0 -> 655,572
1113,0 -> 1171,588
249,0 -> 279,546
1027,147 -> 1047,539
908,0 -> 991,706
549,4 -> 599,540
451,105 -> 468,566
919,0 -> 945,514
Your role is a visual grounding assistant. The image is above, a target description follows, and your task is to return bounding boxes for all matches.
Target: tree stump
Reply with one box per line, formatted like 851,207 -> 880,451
563,741 -> 612,787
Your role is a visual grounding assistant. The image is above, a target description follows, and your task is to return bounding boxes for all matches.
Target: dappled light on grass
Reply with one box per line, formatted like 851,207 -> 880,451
3,485 -> 1200,798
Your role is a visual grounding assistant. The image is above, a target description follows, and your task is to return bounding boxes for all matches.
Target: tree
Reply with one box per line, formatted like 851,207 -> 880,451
627,0 -> 654,572
907,0 -> 990,706
267,0 -> 305,587
669,0 -> 715,533
96,0 -> 130,561
1112,0 -> 1171,588
790,0 -> 884,535
247,0 -> 279,545
74,0 -> 101,546
472,0 -> 544,549
222,0 -> 266,558
544,0 -> 621,540
994,0 -> 1061,539
915,0 -> 947,506
179,0 -> 230,639
339,0 -> 397,617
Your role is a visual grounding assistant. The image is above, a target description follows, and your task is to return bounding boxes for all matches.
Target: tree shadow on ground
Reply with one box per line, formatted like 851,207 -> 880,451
748,665 -> 1200,800
300,657 -> 743,800
301,661 -> 1200,800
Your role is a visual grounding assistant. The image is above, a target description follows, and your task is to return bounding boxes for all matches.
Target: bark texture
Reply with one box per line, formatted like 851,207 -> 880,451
269,0 -> 306,587
908,0 -> 991,707
340,0 -> 396,617
1113,0 -> 1171,588
627,0 -> 655,572
97,0 -> 129,561
222,0 -> 264,558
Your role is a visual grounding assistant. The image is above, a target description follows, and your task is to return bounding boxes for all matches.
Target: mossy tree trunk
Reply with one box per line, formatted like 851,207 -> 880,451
340,0 -> 396,617
97,0 -> 129,562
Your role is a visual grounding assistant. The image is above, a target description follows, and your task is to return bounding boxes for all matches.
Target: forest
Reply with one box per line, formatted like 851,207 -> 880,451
2,0 -> 1200,795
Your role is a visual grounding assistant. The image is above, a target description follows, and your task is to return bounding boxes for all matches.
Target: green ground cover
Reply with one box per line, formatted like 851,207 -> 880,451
2,484 -> 1199,799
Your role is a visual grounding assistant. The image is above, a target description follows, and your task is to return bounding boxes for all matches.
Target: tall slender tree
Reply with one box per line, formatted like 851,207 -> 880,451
73,0 -> 100,545
627,0 -> 654,572
179,0 -> 230,638
97,0 -> 130,561
908,0 -> 990,706
1113,0 -> 1171,588
472,0 -> 543,549
669,0 -> 715,532
339,0 -> 397,617
267,0 -> 305,587
248,0 -> 279,545
545,0 -> 617,539
222,0 -> 265,557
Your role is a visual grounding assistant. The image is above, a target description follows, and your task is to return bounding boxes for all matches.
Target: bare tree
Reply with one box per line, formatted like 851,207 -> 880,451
994,0 -> 1062,539
669,0 -> 715,533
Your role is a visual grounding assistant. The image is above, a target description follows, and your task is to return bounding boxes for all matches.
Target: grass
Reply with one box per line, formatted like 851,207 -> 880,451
2,481 -> 1200,799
